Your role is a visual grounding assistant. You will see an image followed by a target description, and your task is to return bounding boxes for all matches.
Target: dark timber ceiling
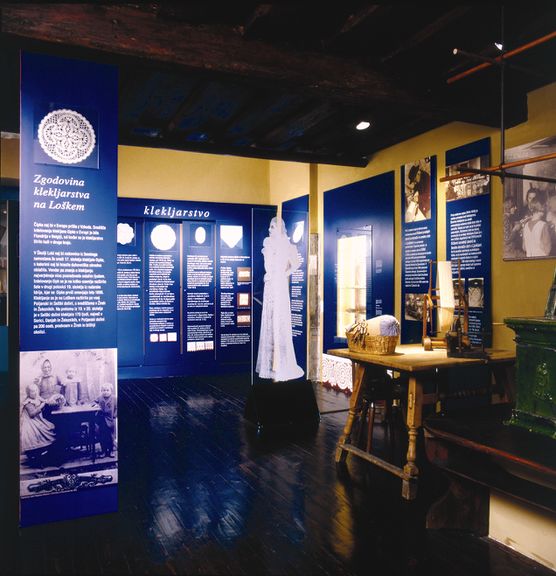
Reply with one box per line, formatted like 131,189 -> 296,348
1,2 -> 555,167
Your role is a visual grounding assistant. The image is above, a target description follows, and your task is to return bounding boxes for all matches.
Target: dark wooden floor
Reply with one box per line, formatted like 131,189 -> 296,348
2,373 -> 553,575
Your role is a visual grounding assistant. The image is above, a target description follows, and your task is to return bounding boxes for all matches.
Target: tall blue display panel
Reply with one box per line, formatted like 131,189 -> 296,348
323,172 -> 395,353
445,138 -> 492,347
401,157 -> 437,343
282,195 -> 309,375
444,138 -> 492,410
19,53 -> 118,526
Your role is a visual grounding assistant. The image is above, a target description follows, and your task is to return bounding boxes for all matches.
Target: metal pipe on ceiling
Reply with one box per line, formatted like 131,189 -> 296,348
447,30 -> 556,85
439,151 -> 556,183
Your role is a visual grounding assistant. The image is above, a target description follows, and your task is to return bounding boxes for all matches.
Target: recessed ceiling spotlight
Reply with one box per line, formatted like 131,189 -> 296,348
356,121 -> 371,131
494,42 -> 504,51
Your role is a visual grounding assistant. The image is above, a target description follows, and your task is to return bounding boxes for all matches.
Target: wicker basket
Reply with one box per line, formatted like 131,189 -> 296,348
346,332 -> 398,355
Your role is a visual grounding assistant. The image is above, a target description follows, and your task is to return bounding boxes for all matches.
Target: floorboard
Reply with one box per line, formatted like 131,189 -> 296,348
2,373 -> 553,575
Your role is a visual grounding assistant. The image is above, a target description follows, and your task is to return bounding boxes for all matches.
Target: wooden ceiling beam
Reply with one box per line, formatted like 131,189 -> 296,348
1,2 -> 437,113
323,5 -> 382,49
257,101 -> 334,147
240,4 -> 276,38
121,131 -> 368,168
207,93 -> 266,144
249,98 -> 315,146
380,6 -> 471,63
164,81 -> 206,135
337,4 -> 381,36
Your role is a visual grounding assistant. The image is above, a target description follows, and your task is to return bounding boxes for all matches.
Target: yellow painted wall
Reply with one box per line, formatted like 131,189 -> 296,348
0,134 -> 19,185
1,140 -> 272,206
268,161 -> 310,208
490,491 -> 556,570
118,145 -> 271,205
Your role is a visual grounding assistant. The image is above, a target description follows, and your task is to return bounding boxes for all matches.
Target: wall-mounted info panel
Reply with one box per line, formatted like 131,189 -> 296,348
323,172 -> 395,353
445,138 -> 492,347
117,198 -> 309,379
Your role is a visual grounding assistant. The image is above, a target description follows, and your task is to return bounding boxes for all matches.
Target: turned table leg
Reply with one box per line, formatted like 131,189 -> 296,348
402,374 -> 423,499
336,362 -> 366,464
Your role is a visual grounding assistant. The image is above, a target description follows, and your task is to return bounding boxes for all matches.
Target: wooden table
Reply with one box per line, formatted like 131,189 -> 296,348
50,404 -> 99,464
328,344 -> 515,499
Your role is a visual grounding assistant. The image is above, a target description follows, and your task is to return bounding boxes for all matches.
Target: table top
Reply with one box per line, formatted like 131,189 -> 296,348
327,344 -> 515,373
51,404 -> 98,416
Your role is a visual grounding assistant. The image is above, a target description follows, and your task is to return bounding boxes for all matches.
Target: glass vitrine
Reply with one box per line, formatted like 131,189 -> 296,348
336,227 -> 372,338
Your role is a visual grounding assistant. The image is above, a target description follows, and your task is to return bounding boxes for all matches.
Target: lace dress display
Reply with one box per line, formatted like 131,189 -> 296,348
256,217 -> 304,381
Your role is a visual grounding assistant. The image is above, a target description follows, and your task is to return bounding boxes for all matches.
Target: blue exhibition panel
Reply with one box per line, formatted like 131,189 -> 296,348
251,207 -> 279,380
116,198 -> 309,379
116,217 -> 144,366
323,172 -> 395,353
19,52 -> 118,526
20,53 -> 118,353
282,195 -> 309,376
400,156 -> 437,344
144,220 -> 181,365
183,221 -> 216,360
445,138 -> 492,347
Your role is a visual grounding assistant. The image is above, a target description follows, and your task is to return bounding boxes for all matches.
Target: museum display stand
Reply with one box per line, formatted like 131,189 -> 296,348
244,378 -> 320,435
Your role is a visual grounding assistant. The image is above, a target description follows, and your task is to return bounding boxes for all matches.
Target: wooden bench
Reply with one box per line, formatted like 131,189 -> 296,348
423,403 -> 556,535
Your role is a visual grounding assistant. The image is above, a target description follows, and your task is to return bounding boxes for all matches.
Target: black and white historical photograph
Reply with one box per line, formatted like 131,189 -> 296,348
468,277 -> 485,308
445,156 -> 490,202
503,136 -> 556,260
404,293 -> 425,321
19,348 -> 118,498
404,158 -> 432,222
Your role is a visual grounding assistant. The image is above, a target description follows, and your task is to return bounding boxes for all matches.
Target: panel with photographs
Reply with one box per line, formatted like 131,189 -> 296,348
445,137 -> 491,346
19,348 -> 118,500
404,293 -> 425,322
445,156 -> 490,202
404,158 -> 432,222
503,136 -> 556,260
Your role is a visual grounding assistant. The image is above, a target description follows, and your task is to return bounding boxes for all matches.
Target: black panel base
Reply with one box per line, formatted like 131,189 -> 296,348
244,378 -> 320,435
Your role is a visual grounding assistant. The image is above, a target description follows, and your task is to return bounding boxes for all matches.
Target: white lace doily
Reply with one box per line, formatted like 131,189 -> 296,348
38,109 -> 96,164
321,353 -> 353,392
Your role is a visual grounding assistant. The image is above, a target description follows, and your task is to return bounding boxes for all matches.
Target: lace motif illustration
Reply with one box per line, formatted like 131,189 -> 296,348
38,109 -> 96,164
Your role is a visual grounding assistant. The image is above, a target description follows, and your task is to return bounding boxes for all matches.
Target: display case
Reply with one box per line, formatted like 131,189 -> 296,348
336,227 -> 372,338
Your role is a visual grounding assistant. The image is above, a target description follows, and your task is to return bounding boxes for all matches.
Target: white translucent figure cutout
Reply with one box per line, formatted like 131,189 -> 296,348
256,216 -> 304,381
